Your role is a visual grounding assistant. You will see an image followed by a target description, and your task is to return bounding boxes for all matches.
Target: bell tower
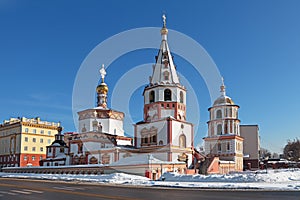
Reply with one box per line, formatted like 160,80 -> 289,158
143,14 -> 187,122
134,15 -> 194,167
204,78 -> 244,171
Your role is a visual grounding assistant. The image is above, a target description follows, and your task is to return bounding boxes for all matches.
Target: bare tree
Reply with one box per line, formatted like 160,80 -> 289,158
283,139 -> 300,161
260,148 -> 271,159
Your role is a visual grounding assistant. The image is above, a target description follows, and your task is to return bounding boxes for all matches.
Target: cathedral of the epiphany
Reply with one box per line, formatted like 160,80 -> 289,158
35,15 -> 260,178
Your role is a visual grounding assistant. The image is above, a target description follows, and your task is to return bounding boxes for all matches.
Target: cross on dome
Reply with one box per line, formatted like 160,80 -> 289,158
99,64 -> 106,83
162,14 -> 166,27
220,77 -> 226,96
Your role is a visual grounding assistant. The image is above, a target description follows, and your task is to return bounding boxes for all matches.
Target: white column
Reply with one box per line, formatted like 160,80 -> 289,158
222,120 -> 224,135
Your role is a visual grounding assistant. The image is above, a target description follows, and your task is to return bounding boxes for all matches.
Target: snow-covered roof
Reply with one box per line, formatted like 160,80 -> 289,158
110,154 -> 185,166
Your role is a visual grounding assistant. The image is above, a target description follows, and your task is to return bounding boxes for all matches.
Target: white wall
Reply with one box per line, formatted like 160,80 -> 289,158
78,118 -> 124,136
116,139 -> 131,146
171,121 -> 193,148
135,120 -> 168,147
161,109 -> 174,118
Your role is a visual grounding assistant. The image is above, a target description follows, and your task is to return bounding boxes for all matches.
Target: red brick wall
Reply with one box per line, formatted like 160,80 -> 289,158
19,154 -> 46,167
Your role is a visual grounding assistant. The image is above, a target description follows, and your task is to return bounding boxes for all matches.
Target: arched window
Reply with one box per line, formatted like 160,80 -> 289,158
149,91 -> 155,103
179,134 -> 186,148
216,110 -> 222,119
159,140 -> 163,145
229,108 -> 232,117
217,124 -> 222,135
227,142 -> 230,151
180,91 -> 184,103
164,89 -> 172,101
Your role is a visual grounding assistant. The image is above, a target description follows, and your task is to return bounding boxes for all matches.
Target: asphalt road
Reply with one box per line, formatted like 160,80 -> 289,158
0,178 -> 299,200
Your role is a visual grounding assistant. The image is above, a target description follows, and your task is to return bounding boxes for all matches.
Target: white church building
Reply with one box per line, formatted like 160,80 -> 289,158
37,15 -> 261,176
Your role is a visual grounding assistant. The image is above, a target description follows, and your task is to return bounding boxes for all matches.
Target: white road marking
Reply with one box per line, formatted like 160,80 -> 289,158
0,191 -> 18,195
10,190 -> 31,194
22,189 -> 43,194
53,186 -> 84,191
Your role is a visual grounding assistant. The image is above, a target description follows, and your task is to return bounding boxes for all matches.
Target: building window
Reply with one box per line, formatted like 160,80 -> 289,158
40,130 -> 44,134
40,138 -> 43,143
40,147 -> 43,152
78,143 -> 83,154
48,139 -> 51,144
24,146 -> 28,151
114,129 -> 117,134
39,156 -> 43,161
33,129 -> 36,134
227,142 -> 230,151
150,134 -> 157,143
32,138 -> 36,143
60,147 -> 64,153
24,137 -> 28,142
149,91 -> 155,103
25,128 -> 29,133
216,110 -> 222,119
217,124 -> 222,135
179,134 -> 186,148
48,131 -> 51,136
164,89 -> 172,101
48,148 -> 51,153
152,135 -> 157,143
159,140 -> 163,145
180,91 -> 184,103
32,147 -> 36,152
217,143 -> 222,152
32,156 -> 35,161
24,156 -> 27,161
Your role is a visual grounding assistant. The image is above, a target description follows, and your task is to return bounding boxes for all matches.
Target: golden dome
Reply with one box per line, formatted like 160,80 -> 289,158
96,83 -> 108,93
213,96 -> 234,106
160,27 -> 168,35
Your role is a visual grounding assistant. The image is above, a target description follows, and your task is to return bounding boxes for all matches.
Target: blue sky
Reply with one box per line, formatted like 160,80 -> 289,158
1,0 -> 300,154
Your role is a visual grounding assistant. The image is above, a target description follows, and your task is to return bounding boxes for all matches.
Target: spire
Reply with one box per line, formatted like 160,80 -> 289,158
149,15 -> 180,85
96,64 -> 108,108
220,77 -> 226,96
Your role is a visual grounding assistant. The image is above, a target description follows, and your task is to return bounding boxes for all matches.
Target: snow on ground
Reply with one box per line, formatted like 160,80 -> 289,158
0,169 -> 299,191
155,169 -> 300,190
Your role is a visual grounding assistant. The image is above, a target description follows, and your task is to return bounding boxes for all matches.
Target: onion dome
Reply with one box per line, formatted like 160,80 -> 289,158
96,83 -> 108,94
213,77 -> 235,106
213,95 -> 234,106
52,126 -> 67,146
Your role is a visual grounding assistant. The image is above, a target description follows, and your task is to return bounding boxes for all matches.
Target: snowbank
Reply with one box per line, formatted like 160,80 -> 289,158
0,169 -> 299,190
0,172 -> 150,185
160,169 -> 300,183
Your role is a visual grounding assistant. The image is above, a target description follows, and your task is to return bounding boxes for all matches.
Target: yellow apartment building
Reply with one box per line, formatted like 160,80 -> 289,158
0,117 -> 60,168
